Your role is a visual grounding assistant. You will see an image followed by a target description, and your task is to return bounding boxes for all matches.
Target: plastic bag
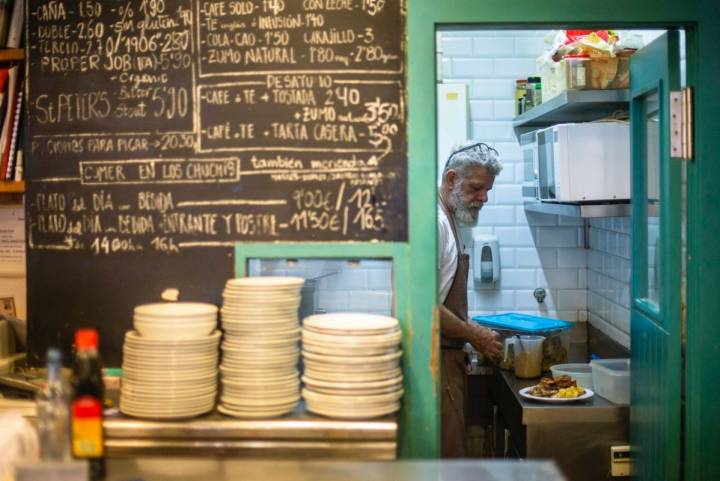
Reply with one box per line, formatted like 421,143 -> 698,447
0,411 -> 38,481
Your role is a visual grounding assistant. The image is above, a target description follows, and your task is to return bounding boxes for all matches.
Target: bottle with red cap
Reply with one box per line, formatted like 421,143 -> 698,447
70,328 -> 106,480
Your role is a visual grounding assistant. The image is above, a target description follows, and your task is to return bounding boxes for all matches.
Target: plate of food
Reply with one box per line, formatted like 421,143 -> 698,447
519,375 -> 594,403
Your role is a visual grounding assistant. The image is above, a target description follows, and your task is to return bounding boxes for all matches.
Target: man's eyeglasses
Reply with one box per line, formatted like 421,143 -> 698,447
444,142 -> 499,171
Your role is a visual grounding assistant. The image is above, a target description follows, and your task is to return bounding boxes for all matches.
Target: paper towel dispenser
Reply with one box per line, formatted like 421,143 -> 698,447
473,234 -> 500,288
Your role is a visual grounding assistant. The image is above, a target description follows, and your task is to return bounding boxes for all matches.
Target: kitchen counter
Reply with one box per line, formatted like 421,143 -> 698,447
495,369 -> 629,424
106,458 -> 567,481
104,403 -> 397,459
488,369 -> 629,481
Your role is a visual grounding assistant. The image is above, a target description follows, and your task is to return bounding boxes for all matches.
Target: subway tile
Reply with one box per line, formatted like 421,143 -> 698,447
515,36 -> 548,57
492,142 -> 523,161
589,314 -> 630,349
557,290 -> 588,309
578,310 -> 588,322
471,121 -> 516,142
319,269 -> 368,291
318,291 -> 350,311
578,269 -> 587,289
556,311 -> 579,322
493,58 -> 537,77
441,37 -> 474,56
469,100 -> 494,120
557,248 -> 587,268
452,58 -> 494,77
476,205 -> 516,226
491,164 -> 517,185
535,227 -> 581,247
493,100 -> 516,120
494,226 -> 535,246
471,79 -> 515,99
500,269 -> 537,289
538,269 -> 579,289
474,290 -> 516,310
367,269 -> 392,291
537,248 -> 558,268
499,247 -> 516,268
492,184 -> 524,205
515,248 -> 541,267
347,291 -> 392,311
359,260 -> 393,270
440,58 -> 453,78
472,36 -> 516,57
515,164 -> 528,183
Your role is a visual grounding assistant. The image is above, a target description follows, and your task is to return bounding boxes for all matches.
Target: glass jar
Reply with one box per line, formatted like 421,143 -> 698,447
565,54 -> 590,90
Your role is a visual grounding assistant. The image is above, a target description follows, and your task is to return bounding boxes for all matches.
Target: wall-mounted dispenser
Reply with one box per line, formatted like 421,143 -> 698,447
473,234 -> 500,289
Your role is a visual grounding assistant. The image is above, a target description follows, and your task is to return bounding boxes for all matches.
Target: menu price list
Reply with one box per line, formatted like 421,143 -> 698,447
26,0 -> 407,252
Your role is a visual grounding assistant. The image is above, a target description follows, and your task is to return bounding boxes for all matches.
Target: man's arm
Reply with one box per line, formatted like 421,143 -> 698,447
440,305 -> 502,359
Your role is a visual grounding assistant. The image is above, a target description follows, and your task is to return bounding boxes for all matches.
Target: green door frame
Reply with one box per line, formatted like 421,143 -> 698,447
235,0 -> 719,466
407,0 -> 719,473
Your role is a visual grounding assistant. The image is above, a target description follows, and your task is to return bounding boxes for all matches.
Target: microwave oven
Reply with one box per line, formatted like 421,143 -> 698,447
536,122 -> 630,202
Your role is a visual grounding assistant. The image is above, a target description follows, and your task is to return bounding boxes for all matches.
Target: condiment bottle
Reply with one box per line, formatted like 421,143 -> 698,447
515,79 -> 527,116
71,329 -> 106,480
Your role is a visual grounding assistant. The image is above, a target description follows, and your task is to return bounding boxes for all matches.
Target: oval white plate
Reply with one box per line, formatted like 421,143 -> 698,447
518,386 -> 595,403
225,277 -> 305,288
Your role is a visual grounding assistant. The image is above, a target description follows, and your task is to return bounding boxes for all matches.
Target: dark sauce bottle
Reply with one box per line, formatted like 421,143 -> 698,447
70,329 -> 106,480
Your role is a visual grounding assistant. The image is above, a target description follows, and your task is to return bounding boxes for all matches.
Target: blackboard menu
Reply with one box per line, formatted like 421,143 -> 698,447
25,0 -> 407,365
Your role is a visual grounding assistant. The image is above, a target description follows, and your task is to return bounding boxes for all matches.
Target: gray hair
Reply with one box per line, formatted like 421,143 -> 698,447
443,141 -> 502,181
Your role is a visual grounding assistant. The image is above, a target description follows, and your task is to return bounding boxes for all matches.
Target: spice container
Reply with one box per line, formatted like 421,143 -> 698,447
564,53 -> 590,90
515,79 -> 527,116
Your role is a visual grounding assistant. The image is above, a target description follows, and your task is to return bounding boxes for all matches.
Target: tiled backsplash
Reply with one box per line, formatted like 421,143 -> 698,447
442,30 -> 588,323
587,217 -> 632,348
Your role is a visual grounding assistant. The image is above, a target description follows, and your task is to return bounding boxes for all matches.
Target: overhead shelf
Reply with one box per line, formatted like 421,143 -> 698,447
513,89 -> 630,137
0,181 -> 24,194
524,199 -> 631,218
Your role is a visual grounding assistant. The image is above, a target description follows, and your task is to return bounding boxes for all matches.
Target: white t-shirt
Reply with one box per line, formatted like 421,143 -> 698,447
438,205 -> 461,304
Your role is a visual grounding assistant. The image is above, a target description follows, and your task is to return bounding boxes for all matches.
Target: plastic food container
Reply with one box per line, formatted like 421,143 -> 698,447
550,363 -> 594,389
512,335 -> 545,379
590,358 -> 630,404
472,313 -> 574,372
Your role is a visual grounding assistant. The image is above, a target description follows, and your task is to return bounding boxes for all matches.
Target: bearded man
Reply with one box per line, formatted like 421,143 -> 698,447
438,142 -> 504,457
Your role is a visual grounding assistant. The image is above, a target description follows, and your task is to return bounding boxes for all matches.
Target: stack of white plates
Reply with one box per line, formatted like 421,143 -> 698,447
120,302 -> 220,419
219,277 -> 304,418
301,313 -> 404,419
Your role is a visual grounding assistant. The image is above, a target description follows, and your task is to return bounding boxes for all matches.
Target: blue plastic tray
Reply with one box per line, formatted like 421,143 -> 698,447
471,313 -> 572,333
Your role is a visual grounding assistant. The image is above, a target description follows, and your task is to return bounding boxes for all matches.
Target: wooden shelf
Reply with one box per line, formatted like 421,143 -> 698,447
0,49 -> 24,62
0,181 -> 24,194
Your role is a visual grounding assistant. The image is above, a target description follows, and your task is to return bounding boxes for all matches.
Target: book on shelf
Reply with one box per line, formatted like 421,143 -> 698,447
5,0 -> 22,48
0,0 -> 11,48
12,148 -> 20,181
5,83 -> 21,179
0,65 -> 18,179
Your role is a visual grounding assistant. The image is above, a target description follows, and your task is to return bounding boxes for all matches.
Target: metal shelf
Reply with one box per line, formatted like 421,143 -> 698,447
513,89 -> 630,137
524,199 -> 632,218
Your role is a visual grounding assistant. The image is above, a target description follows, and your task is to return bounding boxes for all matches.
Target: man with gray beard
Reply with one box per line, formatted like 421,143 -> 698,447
438,142 -> 504,457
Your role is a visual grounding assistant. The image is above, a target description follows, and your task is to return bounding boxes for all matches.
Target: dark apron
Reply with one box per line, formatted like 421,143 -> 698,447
439,200 -> 469,458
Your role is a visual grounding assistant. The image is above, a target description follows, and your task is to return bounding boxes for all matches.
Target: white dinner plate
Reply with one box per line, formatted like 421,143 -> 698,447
134,302 -> 218,317
225,277 -> 305,288
303,313 -> 399,334
305,400 -> 400,419
217,403 -> 295,419
301,350 -> 402,364
303,367 -> 402,383
518,387 -> 595,403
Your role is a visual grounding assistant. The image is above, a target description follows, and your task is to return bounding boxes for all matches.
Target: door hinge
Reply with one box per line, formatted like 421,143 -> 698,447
670,87 -> 693,160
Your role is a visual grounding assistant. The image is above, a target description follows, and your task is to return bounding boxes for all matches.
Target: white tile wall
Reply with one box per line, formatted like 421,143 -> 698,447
587,217 -> 632,348
442,29 -> 587,324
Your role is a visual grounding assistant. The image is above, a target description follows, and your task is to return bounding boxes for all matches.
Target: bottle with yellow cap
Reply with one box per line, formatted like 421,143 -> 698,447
70,328 -> 105,480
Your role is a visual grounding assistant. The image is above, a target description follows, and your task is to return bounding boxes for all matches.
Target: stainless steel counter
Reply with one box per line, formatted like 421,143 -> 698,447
497,370 -> 629,425
489,370 -> 629,481
107,458 -> 567,481
104,403 -> 397,459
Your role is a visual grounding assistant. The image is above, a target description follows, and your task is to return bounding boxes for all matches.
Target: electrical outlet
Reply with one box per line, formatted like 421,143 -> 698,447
610,445 -> 630,477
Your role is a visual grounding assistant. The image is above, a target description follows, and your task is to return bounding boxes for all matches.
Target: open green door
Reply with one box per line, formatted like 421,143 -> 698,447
630,31 -> 682,481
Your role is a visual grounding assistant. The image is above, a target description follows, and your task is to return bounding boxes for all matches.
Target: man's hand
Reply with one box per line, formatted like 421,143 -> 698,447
467,324 -> 502,360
